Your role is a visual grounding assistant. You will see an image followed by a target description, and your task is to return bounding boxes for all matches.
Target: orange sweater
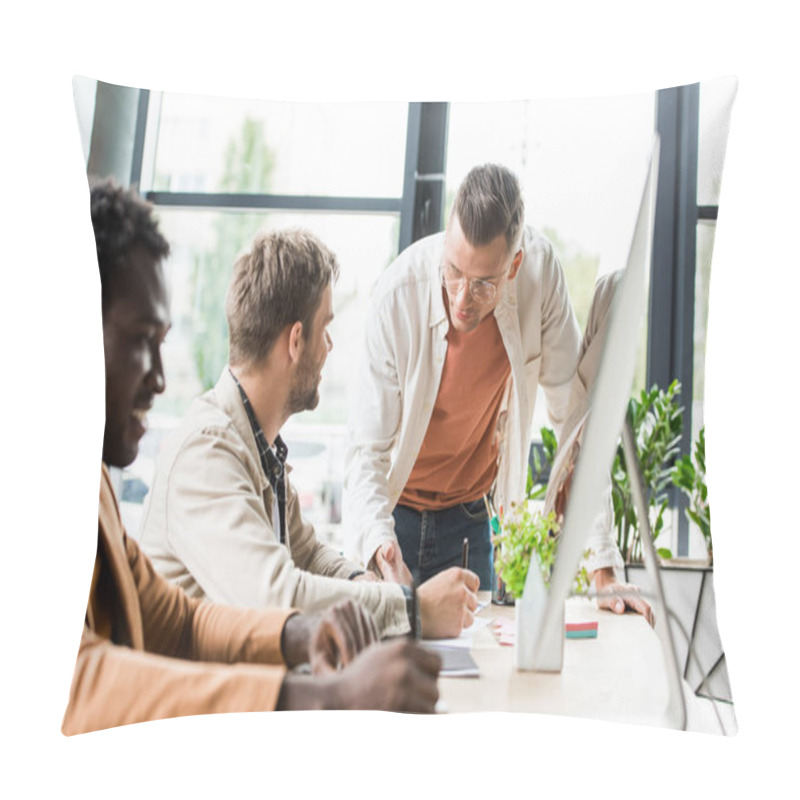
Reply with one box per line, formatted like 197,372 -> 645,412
62,465 -> 295,734
401,314 -> 510,510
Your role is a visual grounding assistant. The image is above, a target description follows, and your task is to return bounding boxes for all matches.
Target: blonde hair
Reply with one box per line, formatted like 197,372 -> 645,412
226,228 -> 339,366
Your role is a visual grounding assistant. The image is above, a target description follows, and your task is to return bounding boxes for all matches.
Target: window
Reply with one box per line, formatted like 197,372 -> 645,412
118,91 -> 409,544
648,77 -> 736,558
83,81 -> 722,557
683,77 -> 736,558
445,93 -> 657,437
693,76 -> 737,443
149,94 -> 408,197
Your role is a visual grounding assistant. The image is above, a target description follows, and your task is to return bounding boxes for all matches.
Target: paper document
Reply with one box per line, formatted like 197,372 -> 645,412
419,600 -> 490,676
423,615 -> 491,649
422,643 -> 480,677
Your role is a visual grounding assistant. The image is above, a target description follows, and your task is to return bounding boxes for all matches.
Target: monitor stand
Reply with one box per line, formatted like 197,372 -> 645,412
621,416 -> 687,731
519,415 -> 688,730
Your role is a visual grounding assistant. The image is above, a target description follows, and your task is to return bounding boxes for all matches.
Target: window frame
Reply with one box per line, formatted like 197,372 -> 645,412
132,93 -> 444,229
112,86 -> 708,557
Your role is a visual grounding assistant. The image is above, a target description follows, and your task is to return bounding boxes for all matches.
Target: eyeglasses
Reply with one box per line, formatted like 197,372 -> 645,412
440,262 -> 508,305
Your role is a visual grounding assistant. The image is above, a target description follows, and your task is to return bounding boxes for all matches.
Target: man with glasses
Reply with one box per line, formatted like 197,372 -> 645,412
343,163 -> 581,591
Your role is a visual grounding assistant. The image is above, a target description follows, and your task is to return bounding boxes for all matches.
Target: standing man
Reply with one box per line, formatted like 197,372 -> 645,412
139,228 -> 478,639
64,179 -> 441,735
344,163 -> 581,590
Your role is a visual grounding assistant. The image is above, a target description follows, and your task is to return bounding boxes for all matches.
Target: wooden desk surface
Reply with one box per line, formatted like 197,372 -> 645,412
438,593 -> 733,734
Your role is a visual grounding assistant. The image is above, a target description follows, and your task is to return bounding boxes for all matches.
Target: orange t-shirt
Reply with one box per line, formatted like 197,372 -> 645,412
400,313 -> 510,511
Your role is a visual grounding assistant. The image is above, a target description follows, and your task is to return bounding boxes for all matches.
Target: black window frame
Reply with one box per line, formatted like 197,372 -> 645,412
96,84 -> 707,557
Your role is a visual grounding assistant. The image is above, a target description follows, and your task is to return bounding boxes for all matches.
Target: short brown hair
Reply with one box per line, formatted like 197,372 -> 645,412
226,229 -> 339,367
452,164 -> 525,254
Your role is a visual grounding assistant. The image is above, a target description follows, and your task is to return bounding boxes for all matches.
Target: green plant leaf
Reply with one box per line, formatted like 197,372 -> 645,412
613,381 -> 687,559
528,486 -> 546,501
493,507 -> 579,599
541,427 -> 558,463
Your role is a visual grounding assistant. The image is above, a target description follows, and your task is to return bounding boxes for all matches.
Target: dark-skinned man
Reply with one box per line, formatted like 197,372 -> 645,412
62,180 -> 441,734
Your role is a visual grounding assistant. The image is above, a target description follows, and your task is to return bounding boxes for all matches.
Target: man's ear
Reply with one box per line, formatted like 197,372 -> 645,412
508,248 -> 524,281
287,321 -> 304,364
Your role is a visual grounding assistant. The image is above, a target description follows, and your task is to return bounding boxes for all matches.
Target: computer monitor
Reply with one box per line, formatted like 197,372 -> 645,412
520,135 -> 685,729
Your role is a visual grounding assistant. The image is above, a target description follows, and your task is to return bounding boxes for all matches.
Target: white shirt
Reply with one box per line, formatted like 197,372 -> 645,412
343,225 -> 581,566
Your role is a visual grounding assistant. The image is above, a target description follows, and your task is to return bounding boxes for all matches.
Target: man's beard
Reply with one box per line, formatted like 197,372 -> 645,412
286,351 -> 321,416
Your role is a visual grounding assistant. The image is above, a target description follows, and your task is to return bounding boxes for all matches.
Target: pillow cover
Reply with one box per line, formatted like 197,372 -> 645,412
69,75 -> 737,736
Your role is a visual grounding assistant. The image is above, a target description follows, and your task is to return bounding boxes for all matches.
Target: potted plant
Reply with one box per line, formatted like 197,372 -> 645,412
492,475 -> 591,670
612,395 -> 724,700
672,426 -> 712,565
609,379 -> 713,570
493,503 -> 591,600
509,391 -> 724,691
612,380 -> 683,563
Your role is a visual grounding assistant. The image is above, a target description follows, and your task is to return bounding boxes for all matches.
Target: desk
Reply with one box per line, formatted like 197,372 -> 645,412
438,593 -> 736,734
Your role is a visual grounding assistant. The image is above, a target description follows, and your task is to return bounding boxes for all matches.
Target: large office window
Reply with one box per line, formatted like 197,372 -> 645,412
647,77 -> 735,558
116,92 -> 409,542
445,93 -> 657,437
82,81 -> 727,556
693,76 -> 737,444
149,94 -> 408,197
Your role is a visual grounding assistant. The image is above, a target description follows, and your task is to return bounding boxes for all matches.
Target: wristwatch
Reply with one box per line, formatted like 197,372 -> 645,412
399,582 -> 420,639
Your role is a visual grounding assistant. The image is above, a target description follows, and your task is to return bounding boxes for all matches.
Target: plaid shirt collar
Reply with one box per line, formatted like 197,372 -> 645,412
229,368 -> 287,482
229,369 -> 288,543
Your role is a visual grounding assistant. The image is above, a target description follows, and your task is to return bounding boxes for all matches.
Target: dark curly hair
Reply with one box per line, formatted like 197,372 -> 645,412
89,177 -> 170,307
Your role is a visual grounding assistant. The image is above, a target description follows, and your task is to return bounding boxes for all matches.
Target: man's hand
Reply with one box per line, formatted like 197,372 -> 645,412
278,640 -> 442,713
370,540 -> 413,586
326,640 -> 441,712
309,600 -> 379,674
418,567 -> 480,639
594,567 -> 654,626
280,600 -> 379,670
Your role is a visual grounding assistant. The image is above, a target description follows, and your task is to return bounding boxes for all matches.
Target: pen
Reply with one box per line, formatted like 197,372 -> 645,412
461,537 -> 469,570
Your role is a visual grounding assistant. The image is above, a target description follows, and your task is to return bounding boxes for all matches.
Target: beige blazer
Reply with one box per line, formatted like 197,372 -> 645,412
139,369 -> 409,638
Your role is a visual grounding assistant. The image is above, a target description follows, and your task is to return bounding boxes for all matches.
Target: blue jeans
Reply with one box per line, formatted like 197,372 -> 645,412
392,499 -> 493,590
